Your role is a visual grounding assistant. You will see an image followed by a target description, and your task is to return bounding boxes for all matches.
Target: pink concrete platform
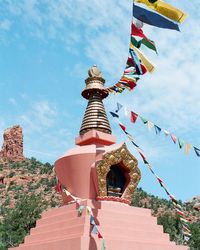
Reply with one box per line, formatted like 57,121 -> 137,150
9,200 -> 188,250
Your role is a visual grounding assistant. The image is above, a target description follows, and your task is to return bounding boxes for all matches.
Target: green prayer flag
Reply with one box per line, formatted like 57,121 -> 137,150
140,116 -> 148,124
131,36 -> 157,53
101,239 -> 106,250
178,138 -> 184,149
141,38 -> 157,54
78,205 -> 85,216
131,36 -> 142,48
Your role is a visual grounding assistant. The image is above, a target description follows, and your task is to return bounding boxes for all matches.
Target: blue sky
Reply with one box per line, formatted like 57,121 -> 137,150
0,0 -> 199,201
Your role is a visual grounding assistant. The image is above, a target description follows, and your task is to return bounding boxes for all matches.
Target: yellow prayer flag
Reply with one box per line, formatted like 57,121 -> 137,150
185,143 -> 192,155
136,0 -> 187,24
147,121 -> 154,130
131,45 -> 155,73
86,206 -> 92,215
128,134 -> 134,141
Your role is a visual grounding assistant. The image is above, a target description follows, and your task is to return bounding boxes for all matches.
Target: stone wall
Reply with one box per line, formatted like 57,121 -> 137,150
0,125 -> 25,163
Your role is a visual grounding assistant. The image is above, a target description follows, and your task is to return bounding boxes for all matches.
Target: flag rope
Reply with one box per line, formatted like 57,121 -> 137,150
54,187 -> 106,249
114,104 -> 200,158
110,109 -> 192,242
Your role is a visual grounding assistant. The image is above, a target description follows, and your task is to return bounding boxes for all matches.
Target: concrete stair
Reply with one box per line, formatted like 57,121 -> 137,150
9,200 -> 189,250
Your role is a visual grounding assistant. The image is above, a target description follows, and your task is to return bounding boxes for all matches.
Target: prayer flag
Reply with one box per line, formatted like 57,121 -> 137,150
124,107 -> 129,116
163,129 -> 170,136
131,23 -> 148,40
64,189 -> 71,196
129,48 -> 143,75
120,77 -> 137,90
176,204 -> 183,211
163,186 -> 170,196
133,3 -> 180,31
154,125 -> 162,134
194,146 -> 200,157
147,121 -> 154,130
86,206 -> 92,215
138,150 -> 148,164
101,239 -> 106,250
131,140 -> 140,148
98,232 -> 103,239
127,57 -> 147,75
117,81 -> 132,90
127,133 -> 134,141
55,181 -> 62,193
170,195 -> 178,204
157,177 -> 164,188
176,209 -> 184,216
140,64 -> 147,75
141,38 -> 157,53
178,139 -> 184,149
180,218 -> 189,224
135,0 -> 187,24
110,112 -> 119,118
171,134 -> 177,144
157,177 -> 163,185
131,36 -> 142,49
182,225 -> 191,233
131,36 -> 157,53
91,225 -> 98,235
185,143 -> 192,155
131,111 -> 138,123
90,216 -> 96,225
183,231 -> 192,237
140,116 -> 148,124
130,45 -> 155,73
124,67 -> 136,74
116,102 -> 123,113
78,205 -> 85,216
119,123 -> 126,132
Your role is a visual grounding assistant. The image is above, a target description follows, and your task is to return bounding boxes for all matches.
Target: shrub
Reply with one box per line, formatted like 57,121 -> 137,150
0,194 -> 47,249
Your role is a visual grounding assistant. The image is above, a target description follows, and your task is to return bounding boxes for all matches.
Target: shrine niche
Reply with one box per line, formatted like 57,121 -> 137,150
96,143 -> 141,204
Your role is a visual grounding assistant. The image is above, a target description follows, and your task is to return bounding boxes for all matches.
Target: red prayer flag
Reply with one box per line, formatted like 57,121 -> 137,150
176,209 -> 184,216
157,177 -> 163,184
120,77 -> 137,90
141,64 -> 147,74
119,123 -> 126,132
55,182 -> 62,193
131,111 -> 138,123
127,57 -> 147,75
171,134 -> 177,144
131,23 -> 148,40
138,150 -> 147,162
170,194 -> 178,204
98,232 -> 103,239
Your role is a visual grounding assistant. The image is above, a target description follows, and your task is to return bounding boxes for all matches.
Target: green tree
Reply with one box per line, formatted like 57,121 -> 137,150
189,221 -> 200,250
0,194 -> 47,249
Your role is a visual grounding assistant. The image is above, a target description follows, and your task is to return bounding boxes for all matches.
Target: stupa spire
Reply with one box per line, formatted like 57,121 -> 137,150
79,65 -> 112,135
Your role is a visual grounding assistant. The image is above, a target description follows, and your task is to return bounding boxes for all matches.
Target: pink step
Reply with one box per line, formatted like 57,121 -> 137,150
8,200 -> 189,250
32,216 -> 163,236
9,236 -> 188,250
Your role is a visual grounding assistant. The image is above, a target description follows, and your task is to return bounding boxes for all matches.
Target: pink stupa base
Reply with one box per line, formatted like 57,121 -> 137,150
9,200 -> 188,250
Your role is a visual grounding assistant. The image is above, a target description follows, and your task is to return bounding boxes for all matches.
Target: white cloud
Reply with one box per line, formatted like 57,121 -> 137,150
19,100 -> 57,133
8,97 -> 17,105
2,1 -> 200,136
0,19 -> 12,31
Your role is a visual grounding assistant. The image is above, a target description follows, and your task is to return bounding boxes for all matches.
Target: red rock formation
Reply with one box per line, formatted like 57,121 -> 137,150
0,125 -> 25,163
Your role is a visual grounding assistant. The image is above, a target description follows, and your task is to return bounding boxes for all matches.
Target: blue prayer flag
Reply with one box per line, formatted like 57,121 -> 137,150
129,48 -> 143,75
91,225 -> 98,235
154,125 -> 162,134
110,112 -> 119,118
133,3 -> 180,31
194,147 -> 200,157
